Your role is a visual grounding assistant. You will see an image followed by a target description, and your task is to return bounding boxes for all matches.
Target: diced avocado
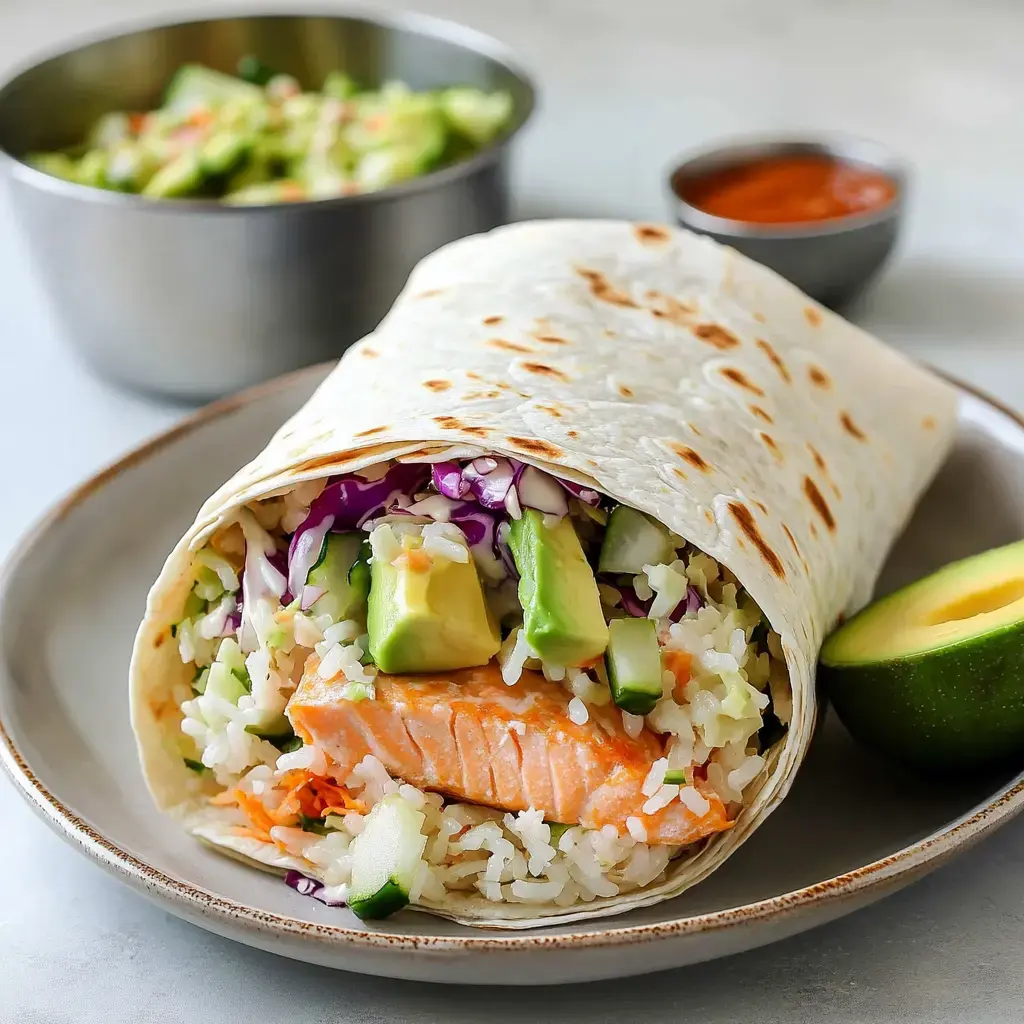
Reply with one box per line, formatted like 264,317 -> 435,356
821,539 -> 1024,772
439,88 -> 513,145
142,151 -> 204,197
323,70 -> 358,99
598,505 -> 674,574
205,637 -> 250,703
198,130 -> 252,177
507,510 -> 609,666
347,794 -> 427,920
605,617 -> 663,715
367,534 -> 500,674
164,63 -> 263,111
306,533 -> 370,624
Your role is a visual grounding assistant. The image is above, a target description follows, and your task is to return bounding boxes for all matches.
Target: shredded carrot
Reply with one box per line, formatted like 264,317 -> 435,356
127,112 -> 148,135
188,107 -> 213,128
663,650 -> 693,702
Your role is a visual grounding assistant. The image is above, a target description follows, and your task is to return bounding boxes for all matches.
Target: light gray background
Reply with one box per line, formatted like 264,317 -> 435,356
2,0 -> 1023,1019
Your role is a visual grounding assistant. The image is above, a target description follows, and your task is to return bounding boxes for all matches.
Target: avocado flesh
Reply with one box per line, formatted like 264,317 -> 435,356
508,510 -> 609,666
367,545 -> 500,674
821,539 -> 1024,771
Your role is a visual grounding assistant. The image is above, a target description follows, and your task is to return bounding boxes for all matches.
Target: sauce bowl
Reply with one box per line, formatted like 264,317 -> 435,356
667,135 -> 906,309
0,12 -> 536,401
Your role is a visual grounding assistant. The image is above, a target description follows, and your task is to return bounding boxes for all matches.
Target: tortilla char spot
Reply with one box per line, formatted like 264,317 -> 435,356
807,365 -> 831,389
603,328 -> 617,338
720,367 -> 765,396
922,415 -> 936,430
521,361 -> 570,383
673,467 -> 688,482
433,416 -> 462,430
537,403 -> 564,418
728,502 -> 785,578
489,338 -> 535,354
671,443 -> 711,473
782,523 -> 800,555
688,423 -> 702,436
417,288 -> 443,298
704,508 -> 714,524
462,390 -> 502,401
759,432 -> 783,461
840,410 -> 867,441
756,338 -> 791,382
807,443 -> 827,472
803,476 -> 836,532
361,346 -> 379,359
576,267 -> 639,308
750,404 -> 773,423
533,333 -> 570,345
810,521 -> 819,539
649,292 -> 697,326
618,384 -> 634,398
423,379 -> 451,392
461,426 -> 490,438
753,312 -> 767,324
567,430 -> 579,440
693,323 -> 741,350
635,223 -> 672,246
295,450 -> 363,473
754,500 -> 768,515
354,425 -> 389,438
154,631 -> 166,648
804,306 -> 823,327
483,315 -> 504,326
508,436 -> 564,459
466,371 -> 483,381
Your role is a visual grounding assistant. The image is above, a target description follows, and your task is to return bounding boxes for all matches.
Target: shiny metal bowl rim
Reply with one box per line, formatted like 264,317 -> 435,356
0,5 -> 537,213
665,132 -> 909,240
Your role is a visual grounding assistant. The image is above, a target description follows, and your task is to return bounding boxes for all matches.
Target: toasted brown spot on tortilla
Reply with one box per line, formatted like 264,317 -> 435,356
462,390 -> 502,401
354,425 -> 389,437
423,379 -> 451,392
603,328 -> 617,338
693,323 -> 741,350
508,436 -> 564,459
922,415 -> 936,430
466,371 -> 483,381
671,443 -> 711,472
756,338 -> 791,383
294,450 -> 364,474
533,333 -> 570,345
688,423 -> 702,436
750,404 -> 773,423
803,476 -> 836,532
704,508 -> 714,525
567,430 -> 579,439
834,611 -> 847,629
807,365 -> 831,388
433,416 -> 462,430
635,223 -> 672,245
721,367 -> 765,396
521,361 -> 570,383
673,467 -> 688,482
483,315 -> 504,325
537,404 -> 564,418
759,432 -> 783,461
361,346 -> 379,359
417,288 -> 443,298
807,444 -> 827,473
729,502 -> 785,578
460,426 -> 490,439
754,500 -> 768,515
840,410 -> 867,441
782,523 -> 800,554
753,312 -> 767,324
810,521 -> 819,539
649,292 -> 697,326
618,384 -> 634,398
804,306 -> 823,327
489,338 -> 535,354
154,631 -> 166,648
577,267 -> 639,308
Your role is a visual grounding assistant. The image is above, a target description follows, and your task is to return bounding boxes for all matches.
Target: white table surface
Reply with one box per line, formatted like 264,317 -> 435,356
2,0 -> 1024,1019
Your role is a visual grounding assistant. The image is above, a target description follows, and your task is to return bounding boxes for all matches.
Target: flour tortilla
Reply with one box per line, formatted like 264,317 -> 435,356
130,220 -> 957,927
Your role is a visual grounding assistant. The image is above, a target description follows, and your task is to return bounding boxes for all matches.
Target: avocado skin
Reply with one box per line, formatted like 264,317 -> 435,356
821,619 -> 1024,773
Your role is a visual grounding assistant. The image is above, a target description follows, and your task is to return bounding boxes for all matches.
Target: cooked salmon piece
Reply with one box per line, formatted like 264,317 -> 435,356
288,659 -> 731,846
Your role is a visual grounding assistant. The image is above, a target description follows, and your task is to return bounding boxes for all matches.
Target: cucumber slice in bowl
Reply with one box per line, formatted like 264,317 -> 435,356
606,617 -> 664,716
347,794 -> 427,920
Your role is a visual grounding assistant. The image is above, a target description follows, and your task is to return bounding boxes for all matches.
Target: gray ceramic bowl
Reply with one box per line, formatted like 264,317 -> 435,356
0,12 -> 535,401
667,135 -> 906,310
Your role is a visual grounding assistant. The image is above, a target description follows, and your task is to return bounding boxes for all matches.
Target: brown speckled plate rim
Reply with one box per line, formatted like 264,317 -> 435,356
1,362 -> 1022,954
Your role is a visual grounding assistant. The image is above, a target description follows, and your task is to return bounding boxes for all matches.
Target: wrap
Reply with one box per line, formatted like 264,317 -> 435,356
130,220 -> 957,927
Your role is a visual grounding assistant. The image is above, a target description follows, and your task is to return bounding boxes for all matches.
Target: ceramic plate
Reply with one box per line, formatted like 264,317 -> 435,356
2,365 -> 1023,985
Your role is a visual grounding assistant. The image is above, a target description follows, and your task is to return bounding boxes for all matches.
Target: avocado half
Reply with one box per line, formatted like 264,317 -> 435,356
820,539 -> 1024,772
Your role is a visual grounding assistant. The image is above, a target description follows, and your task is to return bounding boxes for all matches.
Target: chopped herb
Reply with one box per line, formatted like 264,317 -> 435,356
183,758 -> 208,774
546,822 -> 571,843
277,735 -> 304,753
298,813 -> 333,836
663,769 -> 687,785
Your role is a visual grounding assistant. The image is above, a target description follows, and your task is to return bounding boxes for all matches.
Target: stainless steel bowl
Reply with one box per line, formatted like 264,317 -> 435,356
0,12 -> 535,401
667,135 -> 906,309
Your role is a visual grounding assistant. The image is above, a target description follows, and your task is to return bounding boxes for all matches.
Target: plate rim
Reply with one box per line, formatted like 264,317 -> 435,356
2,362 -> 1023,953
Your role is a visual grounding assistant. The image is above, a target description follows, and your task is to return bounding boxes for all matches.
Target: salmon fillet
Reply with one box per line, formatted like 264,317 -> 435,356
288,659 -> 731,846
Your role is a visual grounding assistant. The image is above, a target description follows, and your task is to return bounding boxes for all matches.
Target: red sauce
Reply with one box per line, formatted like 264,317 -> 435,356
678,154 -> 897,225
